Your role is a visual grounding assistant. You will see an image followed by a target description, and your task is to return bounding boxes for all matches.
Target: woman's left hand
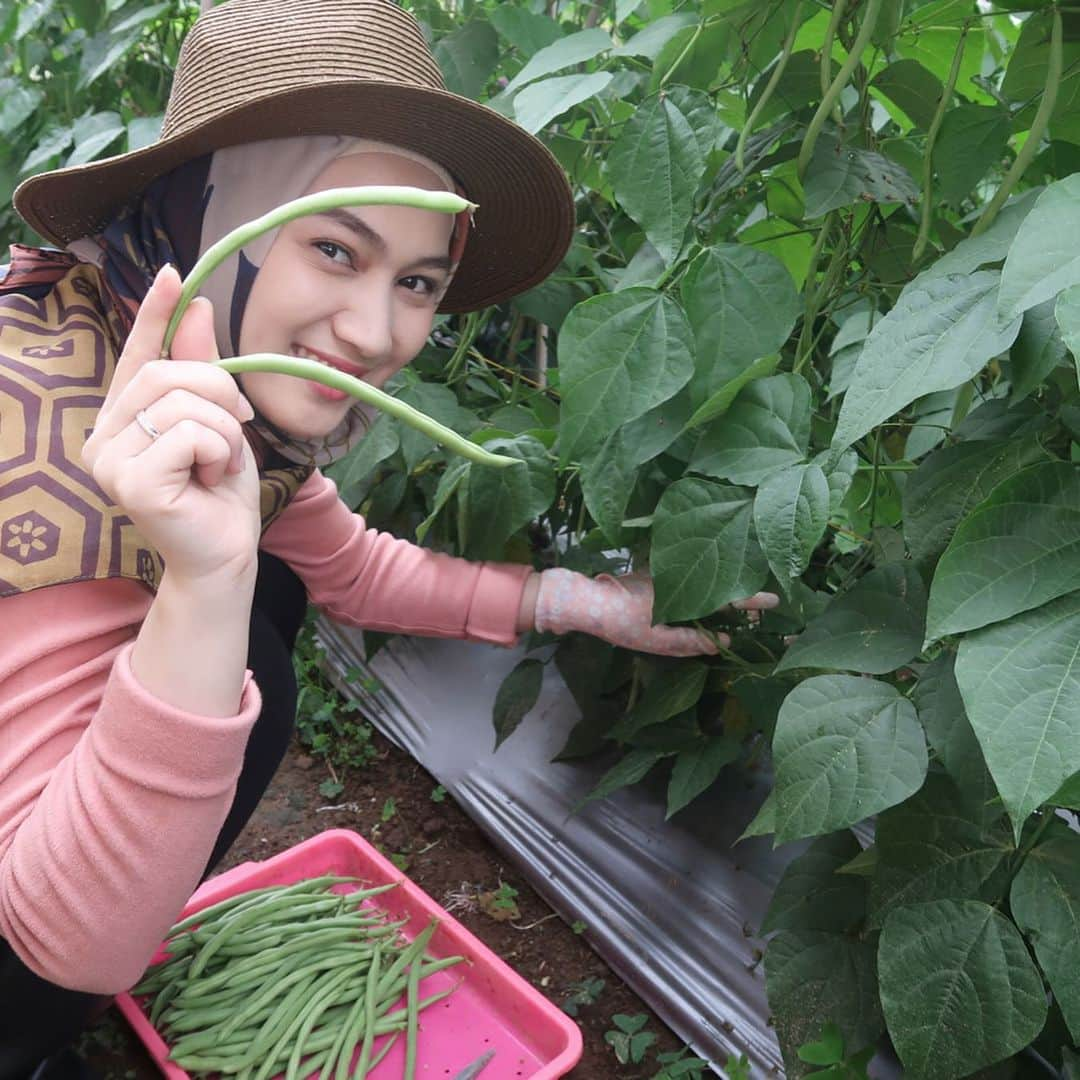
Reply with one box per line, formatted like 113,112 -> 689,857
530,568 -> 778,657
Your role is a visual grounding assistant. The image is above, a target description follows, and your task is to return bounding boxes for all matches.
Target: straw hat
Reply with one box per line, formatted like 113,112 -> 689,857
13,0 -> 575,313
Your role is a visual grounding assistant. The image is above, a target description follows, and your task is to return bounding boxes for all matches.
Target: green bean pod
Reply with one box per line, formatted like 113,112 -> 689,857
218,354 -> 516,468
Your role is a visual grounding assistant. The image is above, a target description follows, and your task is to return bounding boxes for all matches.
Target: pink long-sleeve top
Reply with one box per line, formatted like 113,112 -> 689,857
0,469 -> 530,995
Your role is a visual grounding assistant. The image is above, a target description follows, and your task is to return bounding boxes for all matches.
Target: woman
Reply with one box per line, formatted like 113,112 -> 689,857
0,1 -> 775,1075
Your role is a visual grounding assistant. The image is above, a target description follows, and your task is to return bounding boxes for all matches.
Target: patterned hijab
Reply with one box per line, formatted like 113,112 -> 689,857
67,136 -> 472,467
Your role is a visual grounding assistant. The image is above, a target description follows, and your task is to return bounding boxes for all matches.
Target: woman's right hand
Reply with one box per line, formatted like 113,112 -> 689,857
82,264 -> 261,585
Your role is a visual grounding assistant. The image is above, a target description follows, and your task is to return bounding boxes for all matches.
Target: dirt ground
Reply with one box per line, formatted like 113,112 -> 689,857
76,726 -> 710,1080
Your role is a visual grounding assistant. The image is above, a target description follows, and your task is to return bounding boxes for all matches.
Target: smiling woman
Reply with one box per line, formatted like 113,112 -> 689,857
0,0 -> 776,1075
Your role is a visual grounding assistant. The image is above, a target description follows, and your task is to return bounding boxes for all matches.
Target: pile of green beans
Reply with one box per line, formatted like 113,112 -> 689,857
132,874 -> 465,1080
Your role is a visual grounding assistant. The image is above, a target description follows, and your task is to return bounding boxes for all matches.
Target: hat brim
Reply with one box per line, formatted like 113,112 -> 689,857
13,81 -> 575,313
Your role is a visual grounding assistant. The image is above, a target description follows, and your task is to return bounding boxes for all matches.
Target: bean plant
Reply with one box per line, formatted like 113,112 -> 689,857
8,0 -> 1080,1075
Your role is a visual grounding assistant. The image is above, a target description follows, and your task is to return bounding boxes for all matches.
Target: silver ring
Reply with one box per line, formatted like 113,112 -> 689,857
134,408 -> 162,441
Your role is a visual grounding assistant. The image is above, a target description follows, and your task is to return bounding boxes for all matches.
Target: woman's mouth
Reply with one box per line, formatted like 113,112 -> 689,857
291,344 -> 368,403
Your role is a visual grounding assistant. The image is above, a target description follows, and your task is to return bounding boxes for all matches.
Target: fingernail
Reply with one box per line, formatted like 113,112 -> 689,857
239,396 -> 255,422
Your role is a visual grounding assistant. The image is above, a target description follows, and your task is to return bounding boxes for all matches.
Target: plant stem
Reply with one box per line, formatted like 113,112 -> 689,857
797,0 -> 884,180
217,355 -> 516,468
161,186 -> 474,352
970,6 -> 1062,238
735,1 -> 804,173
913,21 -> 969,261
821,0 -> 848,128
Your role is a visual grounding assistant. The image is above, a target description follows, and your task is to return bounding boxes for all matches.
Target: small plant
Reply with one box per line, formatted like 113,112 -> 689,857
491,881 -> 518,910
605,1013 -> 658,1065
723,1053 -> 751,1080
318,778 -> 345,800
653,1047 -> 712,1079
570,919 -> 587,935
381,796 -> 397,822
560,976 -> 605,1017
430,784 -> 447,803
797,1023 -> 873,1078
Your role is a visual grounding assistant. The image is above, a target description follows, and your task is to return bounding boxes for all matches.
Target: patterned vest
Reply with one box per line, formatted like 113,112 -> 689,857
0,257 -> 311,598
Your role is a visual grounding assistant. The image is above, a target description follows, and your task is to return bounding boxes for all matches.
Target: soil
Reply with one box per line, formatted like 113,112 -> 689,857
76,726 -> 700,1080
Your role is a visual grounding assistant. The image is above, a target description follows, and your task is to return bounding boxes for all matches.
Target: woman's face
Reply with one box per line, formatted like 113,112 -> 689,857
236,151 -> 455,438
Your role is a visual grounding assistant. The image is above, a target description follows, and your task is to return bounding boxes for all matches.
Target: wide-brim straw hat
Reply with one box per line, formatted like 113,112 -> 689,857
13,0 -> 575,313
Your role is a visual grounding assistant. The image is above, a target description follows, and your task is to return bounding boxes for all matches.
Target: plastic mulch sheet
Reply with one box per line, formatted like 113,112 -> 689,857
316,621 -> 802,1075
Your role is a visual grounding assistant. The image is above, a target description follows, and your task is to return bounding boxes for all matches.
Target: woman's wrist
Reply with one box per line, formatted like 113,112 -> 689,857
516,570 -> 542,634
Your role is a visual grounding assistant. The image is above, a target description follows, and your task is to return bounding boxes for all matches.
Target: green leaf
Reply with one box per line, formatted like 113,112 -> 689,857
465,435 -> 555,559
623,392 -> 694,465
681,245 -> 800,405
753,462 -> 830,587
1049,770 -> 1080,810
666,735 -> 742,818
871,59 -> 944,129
609,663 -> 708,743
739,789 -> 776,842
0,79 -> 43,138
650,477 -> 768,623
760,831 -> 868,935
902,437 -> 1049,574
956,590 -> 1080,840
797,1022 -> 845,1067
513,72 -> 614,134
802,135 -> 920,219
611,12 -> 697,58
1056,283 -> 1080,387
325,414 -> 400,504
21,124 -> 74,174
502,27 -> 611,95
65,112 -> 126,167
926,462 -> 1080,641
748,49 -> 827,128
878,900 -> 1048,1080
582,747 -> 667,805
414,458 -> 470,546
682,354 -> 780,431
935,105 -> 1012,207
824,450 -> 859,516
765,931 -> 883,1078
77,27 -> 143,89
770,675 -> 928,843
396,381 -> 474,471
1002,9 -> 1080,145
558,289 -> 694,465
433,19 -> 500,99
831,272 -> 1021,455
1012,296 -> 1069,401
493,658 -> 545,749
607,94 -> 706,264
868,771 -> 1013,928
126,114 -> 163,153
488,6 -> 562,57
913,654 -> 1000,822
1011,832 -> 1080,1044
580,428 -> 638,546
690,374 -> 811,485
998,174 -> 1080,324
776,564 -> 928,676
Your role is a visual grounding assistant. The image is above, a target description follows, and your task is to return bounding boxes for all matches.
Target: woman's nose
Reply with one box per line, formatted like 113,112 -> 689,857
330,289 -> 393,361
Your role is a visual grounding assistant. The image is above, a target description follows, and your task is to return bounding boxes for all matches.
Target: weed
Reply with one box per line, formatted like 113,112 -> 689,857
381,796 -> 397,822
723,1053 -> 751,1080
653,1047 -> 712,1078
431,784 -> 447,803
605,1013 -> 658,1065
570,919 -> 587,934
560,976 -> 606,1016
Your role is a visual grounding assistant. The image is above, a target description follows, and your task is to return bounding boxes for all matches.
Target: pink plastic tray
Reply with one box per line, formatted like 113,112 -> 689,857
116,828 -> 582,1079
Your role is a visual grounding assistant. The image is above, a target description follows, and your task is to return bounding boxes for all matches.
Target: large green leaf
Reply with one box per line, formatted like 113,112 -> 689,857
488,6 -> 562,57
879,900 -> 1047,1080
871,58 -> 944,129
770,675 -> 928,843
680,245 -> 800,404
926,462 -> 1080,641
934,105 -> 1012,207
1011,296 -> 1069,401
689,374 -> 811,485
502,27 -> 612,95
611,12 -> 697,59
912,654 -> 1000,822
760,831 -> 868,935
775,564 -> 928,676
868,771 -> 1013,928
607,93 -> 706,264
1002,9 -> 1080,146
650,477 -> 769,623
956,590 -> 1080,840
65,111 -> 124,167
433,19 -> 500,99
765,930 -> 883,1077
902,437 -> 1049,573
608,663 -> 708,742
753,462 -> 830,588
325,413 -> 400,503
998,174 -> 1080,323
802,135 -> 920,219
831,272 -> 1022,455
465,435 -> 555,559
666,735 -> 742,818
0,78 -> 42,137
558,288 -> 694,465
580,428 -> 638,545
513,72 -> 614,133
1011,832 -> 1080,1043
492,658 -> 545,750
1056,283 -> 1080,384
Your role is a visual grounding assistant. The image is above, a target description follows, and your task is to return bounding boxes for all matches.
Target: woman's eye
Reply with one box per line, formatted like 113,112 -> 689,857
399,274 -> 437,296
314,240 -> 353,267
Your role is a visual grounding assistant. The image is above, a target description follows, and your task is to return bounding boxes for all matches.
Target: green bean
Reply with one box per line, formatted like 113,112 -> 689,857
367,1031 -> 401,1074
162,187 -> 473,352
374,919 -> 439,1002
797,0 -> 883,179
284,966 -> 358,1080
352,944 -> 382,1080
404,948 -> 421,1080
217,354 -> 517,469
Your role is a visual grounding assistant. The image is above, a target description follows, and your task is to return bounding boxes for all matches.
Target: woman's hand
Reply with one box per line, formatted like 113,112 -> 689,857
82,265 -> 260,585
531,568 -> 779,656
